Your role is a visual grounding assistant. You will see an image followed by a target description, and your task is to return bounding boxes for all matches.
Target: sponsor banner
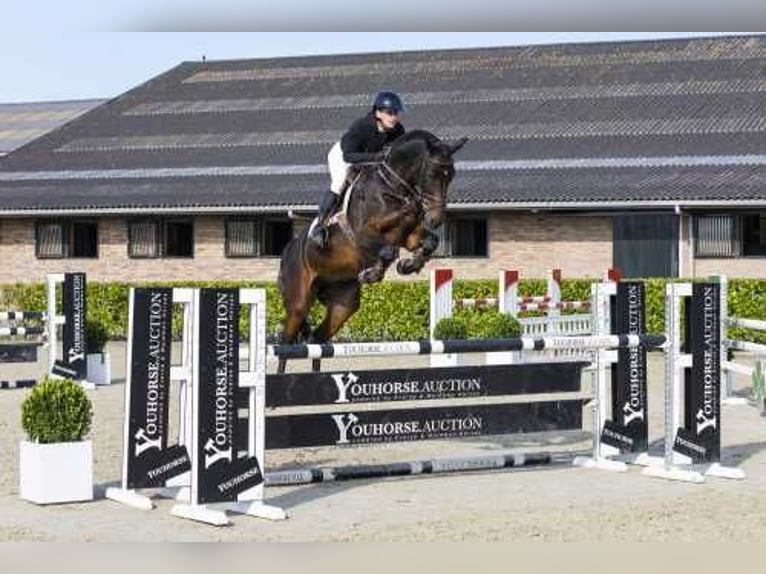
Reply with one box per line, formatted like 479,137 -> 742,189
600,419 -> 638,451
261,400 -> 584,449
139,444 -> 192,488
673,427 -> 714,462
51,361 -> 78,379
196,288 -> 262,504
678,282 -> 721,463
126,288 -> 189,489
63,273 -> 87,380
262,362 -> 586,407
608,282 -> 648,452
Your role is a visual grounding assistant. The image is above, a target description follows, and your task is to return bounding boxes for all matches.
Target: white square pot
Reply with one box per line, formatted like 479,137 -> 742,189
87,352 -> 111,386
19,440 -> 93,504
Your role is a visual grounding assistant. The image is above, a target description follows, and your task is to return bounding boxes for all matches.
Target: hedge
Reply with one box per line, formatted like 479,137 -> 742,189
1,276 -> 764,343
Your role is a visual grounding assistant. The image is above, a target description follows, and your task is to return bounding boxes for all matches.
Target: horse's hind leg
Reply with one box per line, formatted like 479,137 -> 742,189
309,283 -> 362,372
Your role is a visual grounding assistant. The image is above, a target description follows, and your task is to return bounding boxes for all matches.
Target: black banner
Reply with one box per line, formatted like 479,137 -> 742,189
262,362 -> 586,407
196,288 -> 262,504
126,288 -> 189,489
604,282 -> 648,452
51,361 -> 79,379
63,273 -> 87,380
261,400 -> 584,449
675,283 -> 721,463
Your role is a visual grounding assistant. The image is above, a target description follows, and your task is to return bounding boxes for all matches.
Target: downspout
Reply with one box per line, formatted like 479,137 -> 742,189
687,209 -> 695,279
675,204 -> 683,277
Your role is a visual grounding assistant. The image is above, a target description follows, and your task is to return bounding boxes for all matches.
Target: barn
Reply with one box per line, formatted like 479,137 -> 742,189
0,34 -> 763,283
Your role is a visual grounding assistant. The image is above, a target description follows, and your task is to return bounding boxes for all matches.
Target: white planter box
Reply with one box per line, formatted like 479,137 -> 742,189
87,352 -> 111,386
19,440 -> 93,504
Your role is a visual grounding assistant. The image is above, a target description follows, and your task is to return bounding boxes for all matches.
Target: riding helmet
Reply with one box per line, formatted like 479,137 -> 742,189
372,91 -> 405,113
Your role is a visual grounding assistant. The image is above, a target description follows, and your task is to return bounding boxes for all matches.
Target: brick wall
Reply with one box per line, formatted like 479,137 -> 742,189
1,213 -> 765,284
0,217 -> 281,283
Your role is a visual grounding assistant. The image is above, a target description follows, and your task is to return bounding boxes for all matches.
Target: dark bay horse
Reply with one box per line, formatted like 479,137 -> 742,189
276,130 -> 468,373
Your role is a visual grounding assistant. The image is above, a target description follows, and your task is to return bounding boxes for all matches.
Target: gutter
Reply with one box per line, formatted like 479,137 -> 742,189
0,199 -> 764,217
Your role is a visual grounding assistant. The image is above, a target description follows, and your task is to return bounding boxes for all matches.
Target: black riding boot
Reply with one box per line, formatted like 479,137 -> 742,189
309,190 -> 341,248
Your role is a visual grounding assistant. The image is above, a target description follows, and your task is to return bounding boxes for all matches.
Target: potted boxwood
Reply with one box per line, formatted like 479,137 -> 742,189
19,377 -> 94,504
86,319 -> 111,386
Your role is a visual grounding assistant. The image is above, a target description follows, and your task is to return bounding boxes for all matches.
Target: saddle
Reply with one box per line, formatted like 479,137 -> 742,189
326,169 -> 365,240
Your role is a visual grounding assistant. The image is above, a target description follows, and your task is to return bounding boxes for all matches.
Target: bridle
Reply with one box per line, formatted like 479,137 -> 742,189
376,149 -> 451,210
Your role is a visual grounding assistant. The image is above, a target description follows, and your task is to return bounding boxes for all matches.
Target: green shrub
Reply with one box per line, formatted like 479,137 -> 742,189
463,310 -> 521,339
2,275 -> 765,343
85,320 -> 109,353
21,377 -> 93,443
433,317 -> 468,340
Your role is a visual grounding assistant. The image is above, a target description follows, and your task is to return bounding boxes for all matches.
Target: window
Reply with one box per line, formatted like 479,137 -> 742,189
695,213 -> 766,258
165,220 -> 194,257
742,214 -> 766,256
225,217 -> 293,258
35,220 -> 98,259
433,215 -> 488,258
128,221 -> 159,258
128,219 -> 193,258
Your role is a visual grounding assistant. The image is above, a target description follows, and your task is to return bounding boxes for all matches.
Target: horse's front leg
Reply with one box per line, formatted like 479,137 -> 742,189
396,223 -> 440,276
358,244 -> 399,284
356,206 -> 416,284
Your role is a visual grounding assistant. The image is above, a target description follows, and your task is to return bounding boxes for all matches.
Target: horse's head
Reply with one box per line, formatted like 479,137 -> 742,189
387,130 -> 468,227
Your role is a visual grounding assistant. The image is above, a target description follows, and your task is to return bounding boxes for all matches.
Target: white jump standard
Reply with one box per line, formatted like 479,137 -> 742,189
0,273 -> 88,389
642,281 -> 746,483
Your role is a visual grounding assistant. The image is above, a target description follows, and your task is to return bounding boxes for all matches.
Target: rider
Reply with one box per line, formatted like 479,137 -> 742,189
309,90 -> 406,247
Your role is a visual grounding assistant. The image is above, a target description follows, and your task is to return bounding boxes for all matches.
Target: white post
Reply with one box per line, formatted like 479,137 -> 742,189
166,288 -> 195,493
572,279 -> 626,472
45,274 -> 65,374
486,270 -> 520,365
430,268 -> 459,367
711,274 -> 747,405
642,282 -> 703,483
499,269 -> 518,317
547,270 -> 562,333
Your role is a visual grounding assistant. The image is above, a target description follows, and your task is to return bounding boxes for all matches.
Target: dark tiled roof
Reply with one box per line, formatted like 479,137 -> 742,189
0,35 -> 764,212
0,99 -> 106,155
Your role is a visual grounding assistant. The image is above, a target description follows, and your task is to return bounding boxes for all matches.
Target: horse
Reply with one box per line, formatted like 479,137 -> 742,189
276,130 -> 468,373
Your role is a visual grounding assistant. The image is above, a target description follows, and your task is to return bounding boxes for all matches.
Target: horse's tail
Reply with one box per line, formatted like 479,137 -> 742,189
277,232 -> 298,297
277,228 -> 315,345
277,226 -> 311,298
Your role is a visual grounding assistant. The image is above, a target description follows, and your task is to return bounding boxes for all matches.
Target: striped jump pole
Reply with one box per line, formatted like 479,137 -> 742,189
0,326 -> 46,337
267,333 -> 666,361
0,311 -> 46,321
513,301 -> 591,312
264,451 -> 553,486
0,379 -> 37,390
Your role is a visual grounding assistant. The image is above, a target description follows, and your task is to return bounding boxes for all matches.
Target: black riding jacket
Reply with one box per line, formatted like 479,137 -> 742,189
340,112 -> 405,164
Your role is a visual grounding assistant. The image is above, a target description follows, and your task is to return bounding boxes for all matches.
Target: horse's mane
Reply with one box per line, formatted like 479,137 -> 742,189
392,129 -> 440,149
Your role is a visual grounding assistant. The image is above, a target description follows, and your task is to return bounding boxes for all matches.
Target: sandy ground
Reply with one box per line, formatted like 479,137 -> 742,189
1,343 -> 765,542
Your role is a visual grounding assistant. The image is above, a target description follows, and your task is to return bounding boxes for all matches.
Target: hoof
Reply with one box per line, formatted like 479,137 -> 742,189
358,267 -> 384,284
397,259 -> 420,275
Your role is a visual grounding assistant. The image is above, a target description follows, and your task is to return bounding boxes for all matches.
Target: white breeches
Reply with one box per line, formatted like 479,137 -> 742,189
327,141 -> 350,194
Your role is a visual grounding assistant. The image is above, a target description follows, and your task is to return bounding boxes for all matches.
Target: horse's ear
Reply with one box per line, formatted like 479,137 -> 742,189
447,137 -> 468,156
